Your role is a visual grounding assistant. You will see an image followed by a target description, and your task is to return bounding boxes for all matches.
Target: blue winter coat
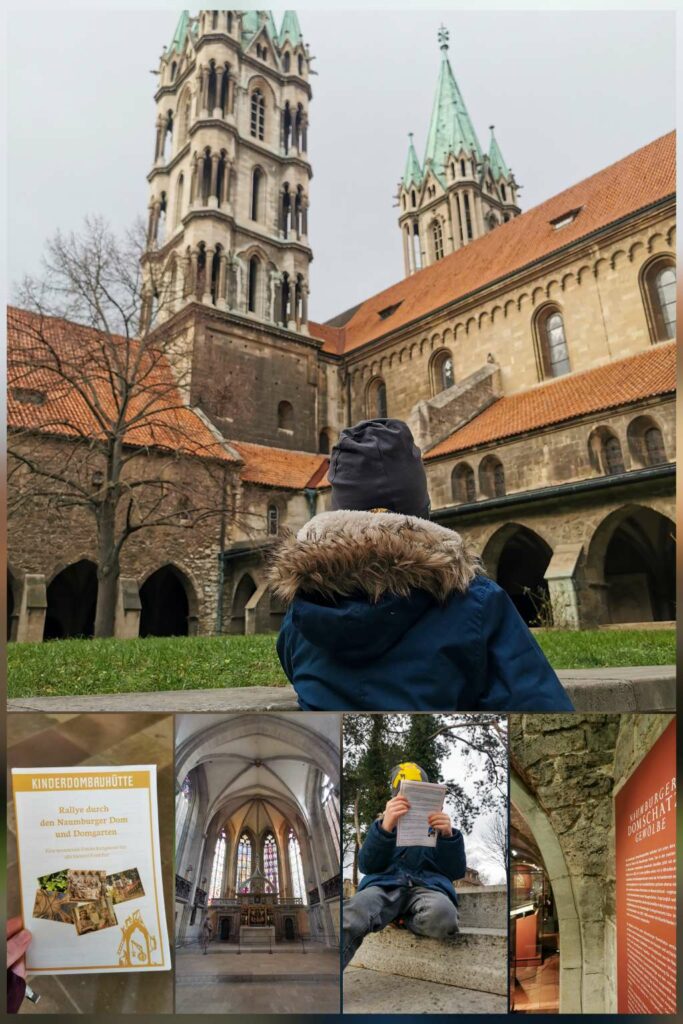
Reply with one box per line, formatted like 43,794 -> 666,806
270,510 -> 575,713
357,819 -> 466,907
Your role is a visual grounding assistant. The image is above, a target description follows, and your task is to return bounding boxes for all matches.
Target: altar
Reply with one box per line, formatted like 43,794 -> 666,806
240,925 -> 276,947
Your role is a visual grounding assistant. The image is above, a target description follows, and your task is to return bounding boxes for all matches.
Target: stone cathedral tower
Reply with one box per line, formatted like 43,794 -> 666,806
397,27 -> 521,276
142,10 -> 318,451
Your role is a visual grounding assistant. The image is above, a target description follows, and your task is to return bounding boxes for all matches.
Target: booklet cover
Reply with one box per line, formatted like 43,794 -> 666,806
12,765 -> 171,974
395,780 -> 447,848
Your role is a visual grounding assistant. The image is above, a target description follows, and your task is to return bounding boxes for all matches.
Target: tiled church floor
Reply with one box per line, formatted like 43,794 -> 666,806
7,713 -> 175,1015
512,953 -> 560,1013
175,944 -> 340,1013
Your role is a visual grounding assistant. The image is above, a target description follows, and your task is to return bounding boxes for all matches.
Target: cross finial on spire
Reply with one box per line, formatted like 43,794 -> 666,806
438,24 -> 449,53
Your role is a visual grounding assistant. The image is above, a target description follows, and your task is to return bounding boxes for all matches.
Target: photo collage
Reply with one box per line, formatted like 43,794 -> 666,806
3,5 -> 677,1021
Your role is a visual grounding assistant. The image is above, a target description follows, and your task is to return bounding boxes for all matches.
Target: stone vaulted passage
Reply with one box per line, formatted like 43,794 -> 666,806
43,559 -> 98,640
139,565 -> 192,637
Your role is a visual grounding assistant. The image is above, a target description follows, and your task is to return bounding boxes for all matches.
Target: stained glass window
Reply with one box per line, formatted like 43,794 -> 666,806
209,830 -> 226,899
263,833 -> 279,892
288,828 -> 306,903
237,832 -> 252,892
321,775 -> 340,860
654,267 -> 676,339
175,775 -> 191,848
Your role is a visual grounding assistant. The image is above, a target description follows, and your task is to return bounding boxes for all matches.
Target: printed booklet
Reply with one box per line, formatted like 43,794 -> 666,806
396,780 -> 447,847
12,765 -> 171,974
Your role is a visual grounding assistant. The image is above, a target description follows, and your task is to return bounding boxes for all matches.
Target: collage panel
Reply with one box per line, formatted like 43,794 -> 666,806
341,713 -> 508,1015
509,713 -> 675,1014
173,712 -> 342,1014
6,713 -> 174,1014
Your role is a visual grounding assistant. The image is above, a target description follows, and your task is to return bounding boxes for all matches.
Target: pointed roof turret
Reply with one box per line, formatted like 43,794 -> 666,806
424,26 -> 482,183
279,11 -> 302,45
403,133 -> 423,188
242,10 -> 278,44
488,125 -> 511,180
168,10 -> 191,53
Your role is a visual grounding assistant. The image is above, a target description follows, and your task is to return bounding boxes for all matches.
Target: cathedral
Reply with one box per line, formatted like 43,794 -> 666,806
7,10 -> 676,643
174,712 -> 341,1012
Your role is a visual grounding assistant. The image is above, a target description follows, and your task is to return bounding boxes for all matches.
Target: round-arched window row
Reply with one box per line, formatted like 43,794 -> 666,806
366,377 -> 388,419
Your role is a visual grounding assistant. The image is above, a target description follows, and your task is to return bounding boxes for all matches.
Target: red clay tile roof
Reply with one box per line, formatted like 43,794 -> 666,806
309,132 -> 675,356
7,306 -> 240,464
230,439 -> 329,489
426,341 -> 676,459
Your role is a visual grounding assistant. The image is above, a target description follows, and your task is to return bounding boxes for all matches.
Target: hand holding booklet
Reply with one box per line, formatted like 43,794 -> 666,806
395,780 -> 448,847
12,765 -> 171,974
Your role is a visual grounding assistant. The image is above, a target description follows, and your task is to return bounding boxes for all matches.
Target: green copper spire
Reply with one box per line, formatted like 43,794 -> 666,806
403,133 -> 423,188
242,10 -> 279,44
488,125 -> 510,180
168,10 -> 191,53
424,26 -> 482,184
279,11 -> 302,44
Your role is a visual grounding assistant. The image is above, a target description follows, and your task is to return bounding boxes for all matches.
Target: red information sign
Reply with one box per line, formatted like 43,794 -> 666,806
615,719 -> 676,1014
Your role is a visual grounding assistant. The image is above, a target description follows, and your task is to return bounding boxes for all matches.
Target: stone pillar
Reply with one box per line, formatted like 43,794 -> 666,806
153,116 -> 164,161
216,252 -> 228,308
244,582 -> 271,634
190,249 -> 199,298
301,283 -> 309,325
209,152 -> 220,206
457,189 -> 468,244
221,160 -> 231,205
227,76 -> 235,114
402,225 -> 411,275
15,574 -> 47,643
189,154 -> 198,206
114,578 -> 141,639
544,543 -> 586,630
200,66 -> 209,115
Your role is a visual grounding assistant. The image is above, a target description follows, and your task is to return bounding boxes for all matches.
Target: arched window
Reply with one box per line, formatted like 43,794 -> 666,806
463,193 -> 473,239
641,258 -> 676,342
644,426 -> 666,466
431,349 -> 454,394
262,833 -> 279,891
175,775 -> 192,847
283,52 -> 291,72
501,183 -> 507,201
603,434 -> 625,476
227,12 -> 233,31
366,377 -> 388,419
432,220 -> 444,261
267,504 -> 279,535
211,10 -> 218,30
319,428 -> 332,454
251,167 -> 263,221
250,89 -> 265,140
278,400 -> 294,431
288,828 -> 306,902
321,774 -> 340,860
411,189 -> 417,208
479,456 -> 506,498
170,61 -> 177,82
247,256 -> 259,313
452,463 -> 476,503
209,829 -> 227,899
179,90 -> 192,144
460,159 -> 466,176
535,306 -> 571,379
298,54 -> 304,75
236,832 -> 252,892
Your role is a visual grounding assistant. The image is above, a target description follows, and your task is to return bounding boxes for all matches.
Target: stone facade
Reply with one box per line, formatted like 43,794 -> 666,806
510,713 -> 673,1013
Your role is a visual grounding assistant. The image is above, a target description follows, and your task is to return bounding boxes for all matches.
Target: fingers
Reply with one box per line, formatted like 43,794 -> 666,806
7,927 -> 31,972
6,917 -> 25,940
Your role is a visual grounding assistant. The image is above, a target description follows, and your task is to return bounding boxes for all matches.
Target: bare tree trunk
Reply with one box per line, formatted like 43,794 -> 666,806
352,797 -> 361,887
94,497 -> 120,638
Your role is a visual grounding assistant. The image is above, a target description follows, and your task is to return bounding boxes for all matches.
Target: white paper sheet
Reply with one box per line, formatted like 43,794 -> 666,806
12,765 -> 171,974
395,780 -> 447,847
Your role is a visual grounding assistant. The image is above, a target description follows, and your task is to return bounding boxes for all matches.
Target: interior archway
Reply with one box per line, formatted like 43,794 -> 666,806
484,525 -> 553,625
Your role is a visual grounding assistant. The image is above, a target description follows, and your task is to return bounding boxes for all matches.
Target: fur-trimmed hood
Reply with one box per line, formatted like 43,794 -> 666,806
268,509 -> 481,605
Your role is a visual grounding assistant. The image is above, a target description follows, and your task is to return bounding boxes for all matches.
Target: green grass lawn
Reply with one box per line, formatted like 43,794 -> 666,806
7,629 -> 675,698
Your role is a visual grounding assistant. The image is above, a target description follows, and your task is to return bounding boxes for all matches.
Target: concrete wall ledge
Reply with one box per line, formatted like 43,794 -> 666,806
7,667 -> 674,713
349,924 -> 507,996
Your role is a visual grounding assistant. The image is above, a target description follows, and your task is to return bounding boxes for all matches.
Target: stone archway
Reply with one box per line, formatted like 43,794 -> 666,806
139,565 -> 197,637
510,773 -> 583,1014
231,574 -> 257,635
44,559 -> 98,639
586,505 -> 675,624
483,524 -> 554,625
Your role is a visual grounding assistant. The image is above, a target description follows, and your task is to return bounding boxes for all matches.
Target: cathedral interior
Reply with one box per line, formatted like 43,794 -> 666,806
174,712 -> 341,1012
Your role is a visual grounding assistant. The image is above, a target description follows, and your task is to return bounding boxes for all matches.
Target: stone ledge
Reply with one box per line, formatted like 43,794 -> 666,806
344,966 -> 508,1015
8,666 -> 675,713
348,925 -> 507,996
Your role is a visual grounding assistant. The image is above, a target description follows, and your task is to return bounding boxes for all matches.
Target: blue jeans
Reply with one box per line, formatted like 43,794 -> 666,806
343,884 -> 459,969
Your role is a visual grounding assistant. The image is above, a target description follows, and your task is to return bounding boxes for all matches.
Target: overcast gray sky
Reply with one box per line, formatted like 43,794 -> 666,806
7,9 -> 674,322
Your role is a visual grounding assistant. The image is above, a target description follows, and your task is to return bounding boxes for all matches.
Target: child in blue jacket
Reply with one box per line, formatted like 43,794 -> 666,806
269,418 -> 574,713
344,762 -> 465,969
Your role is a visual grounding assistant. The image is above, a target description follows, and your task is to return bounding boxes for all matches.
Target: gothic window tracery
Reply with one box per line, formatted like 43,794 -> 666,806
209,829 -> 227,898
263,832 -> 279,891
236,832 -> 252,892
250,90 -> 265,141
288,829 -> 305,902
